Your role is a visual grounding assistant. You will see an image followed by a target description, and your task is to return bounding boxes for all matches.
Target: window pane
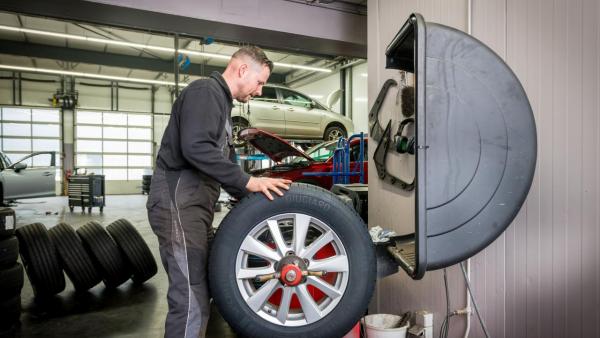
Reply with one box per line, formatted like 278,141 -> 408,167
103,112 -> 127,125
252,87 -> 278,103
33,124 -> 60,137
77,140 -> 102,152
128,141 -> 152,154
280,89 -> 312,108
31,153 -> 54,167
103,154 -> 127,167
128,114 -> 152,127
128,169 -> 151,180
103,141 -> 127,153
77,154 -> 102,166
77,125 -> 102,139
103,127 -> 127,139
33,139 -> 60,151
128,128 -> 151,140
104,168 -> 127,180
6,153 -> 30,164
3,123 -> 30,137
76,111 -> 102,124
128,155 -> 151,167
2,107 -> 31,121
32,109 -> 60,123
3,138 -> 31,152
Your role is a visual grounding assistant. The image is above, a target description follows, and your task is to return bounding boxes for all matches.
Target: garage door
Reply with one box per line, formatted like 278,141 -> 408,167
0,106 -> 62,181
75,110 -> 152,180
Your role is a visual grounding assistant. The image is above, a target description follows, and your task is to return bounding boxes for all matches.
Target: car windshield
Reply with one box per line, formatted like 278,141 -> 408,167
0,153 -> 12,168
290,141 -> 337,164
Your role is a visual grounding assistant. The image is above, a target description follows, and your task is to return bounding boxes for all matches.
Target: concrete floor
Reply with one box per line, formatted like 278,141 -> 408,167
9,194 -> 238,338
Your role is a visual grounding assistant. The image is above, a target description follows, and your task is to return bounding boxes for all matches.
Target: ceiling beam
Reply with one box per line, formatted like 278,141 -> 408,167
0,39 -> 286,83
0,0 -> 366,58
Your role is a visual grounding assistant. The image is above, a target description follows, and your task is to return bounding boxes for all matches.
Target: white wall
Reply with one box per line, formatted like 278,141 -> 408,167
293,72 -> 341,114
351,62 -> 368,133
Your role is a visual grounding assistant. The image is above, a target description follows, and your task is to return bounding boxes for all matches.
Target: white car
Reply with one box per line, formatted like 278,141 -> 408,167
231,84 -> 354,145
0,151 -> 57,203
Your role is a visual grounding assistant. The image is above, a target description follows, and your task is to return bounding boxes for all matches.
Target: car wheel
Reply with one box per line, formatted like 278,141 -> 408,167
48,223 -> 102,291
209,183 -> 376,338
15,223 -> 66,297
76,221 -> 131,288
0,263 -> 24,300
106,219 -> 157,284
0,237 -> 18,269
232,119 -> 250,147
323,125 -> 346,141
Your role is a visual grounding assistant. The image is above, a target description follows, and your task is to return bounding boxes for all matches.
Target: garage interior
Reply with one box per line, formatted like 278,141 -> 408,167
0,0 -> 599,338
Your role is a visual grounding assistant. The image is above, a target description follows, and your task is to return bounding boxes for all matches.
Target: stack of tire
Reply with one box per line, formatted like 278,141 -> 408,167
142,175 -> 152,195
15,219 -> 157,298
0,208 -> 23,336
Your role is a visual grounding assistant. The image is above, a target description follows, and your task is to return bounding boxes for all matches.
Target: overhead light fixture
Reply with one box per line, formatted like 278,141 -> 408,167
0,25 -> 333,73
0,64 -> 185,87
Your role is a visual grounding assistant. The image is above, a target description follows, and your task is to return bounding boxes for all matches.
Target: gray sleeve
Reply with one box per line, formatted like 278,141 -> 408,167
179,87 -> 250,198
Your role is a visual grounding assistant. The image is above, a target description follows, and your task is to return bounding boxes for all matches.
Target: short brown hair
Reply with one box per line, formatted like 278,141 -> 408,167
232,46 -> 273,73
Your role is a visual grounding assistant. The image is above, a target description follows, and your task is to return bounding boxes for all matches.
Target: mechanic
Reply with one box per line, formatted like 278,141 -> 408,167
147,46 -> 291,338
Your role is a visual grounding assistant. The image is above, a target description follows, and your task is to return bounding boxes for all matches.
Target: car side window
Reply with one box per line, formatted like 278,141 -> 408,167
252,87 -> 279,103
280,89 -> 313,109
350,142 -> 368,162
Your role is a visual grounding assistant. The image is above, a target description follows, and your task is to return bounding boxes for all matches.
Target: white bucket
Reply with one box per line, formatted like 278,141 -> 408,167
363,314 -> 409,338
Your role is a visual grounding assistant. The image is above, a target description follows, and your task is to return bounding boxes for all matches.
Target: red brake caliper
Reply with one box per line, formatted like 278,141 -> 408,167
268,243 -> 337,309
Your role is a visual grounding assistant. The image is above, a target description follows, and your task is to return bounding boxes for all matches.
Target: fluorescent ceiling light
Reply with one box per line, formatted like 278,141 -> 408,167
0,25 -> 332,73
0,64 -> 185,86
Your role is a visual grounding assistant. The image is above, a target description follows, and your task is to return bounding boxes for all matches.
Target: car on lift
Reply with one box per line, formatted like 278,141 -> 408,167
231,84 -> 354,146
0,151 -> 57,204
239,128 -> 367,190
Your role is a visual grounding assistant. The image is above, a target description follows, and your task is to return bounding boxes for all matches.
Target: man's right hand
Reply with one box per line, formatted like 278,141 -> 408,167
246,177 -> 292,201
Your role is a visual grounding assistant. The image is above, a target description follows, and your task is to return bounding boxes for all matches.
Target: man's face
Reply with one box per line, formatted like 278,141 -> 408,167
236,63 -> 270,103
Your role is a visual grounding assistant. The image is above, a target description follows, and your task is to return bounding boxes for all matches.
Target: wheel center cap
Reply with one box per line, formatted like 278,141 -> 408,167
280,264 -> 303,286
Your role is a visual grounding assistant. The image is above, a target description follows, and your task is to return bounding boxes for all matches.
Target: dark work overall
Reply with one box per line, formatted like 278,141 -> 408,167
147,119 -> 233,338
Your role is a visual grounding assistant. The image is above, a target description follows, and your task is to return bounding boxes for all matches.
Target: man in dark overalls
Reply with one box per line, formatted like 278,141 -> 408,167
147,46 -> 291,338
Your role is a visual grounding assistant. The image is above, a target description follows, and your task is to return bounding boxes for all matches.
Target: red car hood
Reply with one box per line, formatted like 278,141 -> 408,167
239,128 -> 314,163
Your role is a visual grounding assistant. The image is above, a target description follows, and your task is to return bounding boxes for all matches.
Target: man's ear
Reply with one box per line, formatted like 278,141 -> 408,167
238,64 -> 248,78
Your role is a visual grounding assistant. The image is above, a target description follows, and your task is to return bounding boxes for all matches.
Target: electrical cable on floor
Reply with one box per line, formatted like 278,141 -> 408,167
460,261 -> 491,338
440,268 -> 451,338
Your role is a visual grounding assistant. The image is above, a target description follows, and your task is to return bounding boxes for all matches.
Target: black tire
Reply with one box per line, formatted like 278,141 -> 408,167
15,223 -> 65,297
0,208 -> 16,239
48,223 -> 101,291
106,219 -> 157,284
0,237 -> 18,268
0,263 -> 24,300
323,124 -> 347,141
209,183 -> 376,338
232,118 -> 249,147
0,294 -> 20,332
76,221 -> 131,288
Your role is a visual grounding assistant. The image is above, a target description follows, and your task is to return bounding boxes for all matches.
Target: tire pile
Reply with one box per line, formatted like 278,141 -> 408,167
15,218 -> 157,298
0,208 -> 22,335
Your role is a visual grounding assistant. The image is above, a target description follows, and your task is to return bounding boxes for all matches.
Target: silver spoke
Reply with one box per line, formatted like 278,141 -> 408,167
276,286 -> 293,324
300,231 -> 334,259
296,284 -> 322,324
241,236 -> 281,262
237,266 -> 275,280
293,214 -> 311,254
309,255 -> 349,273
267,220 -> 288,256
246,279 -> 279,312
306,276 -> 342,299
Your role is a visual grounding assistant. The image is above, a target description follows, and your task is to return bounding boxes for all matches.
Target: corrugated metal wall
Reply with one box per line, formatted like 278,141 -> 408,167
367,0 -> 600,337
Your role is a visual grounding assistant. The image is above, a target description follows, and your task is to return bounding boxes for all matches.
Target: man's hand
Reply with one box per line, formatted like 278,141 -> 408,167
246,177 -> 292,200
